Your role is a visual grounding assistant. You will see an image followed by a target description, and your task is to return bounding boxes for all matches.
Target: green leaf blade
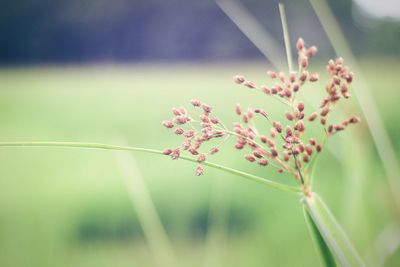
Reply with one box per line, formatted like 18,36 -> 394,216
302,193 -> 365,267
303,206 -> 336,267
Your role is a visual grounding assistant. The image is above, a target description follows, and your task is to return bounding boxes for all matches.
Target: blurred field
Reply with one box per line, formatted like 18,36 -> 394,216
0,59 -> 399,267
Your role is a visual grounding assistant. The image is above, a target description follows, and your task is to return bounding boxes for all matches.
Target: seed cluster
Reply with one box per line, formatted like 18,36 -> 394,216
162,100 -> 226,176
162,38 -> 360,182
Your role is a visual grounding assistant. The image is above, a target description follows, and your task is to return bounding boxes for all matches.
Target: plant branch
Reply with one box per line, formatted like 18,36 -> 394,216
0,141 -> 301,195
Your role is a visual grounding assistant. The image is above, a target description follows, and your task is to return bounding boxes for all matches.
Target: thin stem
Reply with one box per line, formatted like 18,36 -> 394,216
0,141 -> 301,194
279,3 -> 293,73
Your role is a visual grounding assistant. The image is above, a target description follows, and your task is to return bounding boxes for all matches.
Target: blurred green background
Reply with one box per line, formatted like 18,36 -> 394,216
1,0 -> 400,266
0,59 -> 399,266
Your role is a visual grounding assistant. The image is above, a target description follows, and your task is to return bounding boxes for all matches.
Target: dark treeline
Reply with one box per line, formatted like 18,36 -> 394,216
0,0 -> 398,64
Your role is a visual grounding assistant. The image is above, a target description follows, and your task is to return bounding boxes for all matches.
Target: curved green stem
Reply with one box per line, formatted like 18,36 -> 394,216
0,141 -> 301,195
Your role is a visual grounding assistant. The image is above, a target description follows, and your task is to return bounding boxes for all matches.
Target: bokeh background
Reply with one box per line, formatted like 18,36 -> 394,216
0,0 -> 399,266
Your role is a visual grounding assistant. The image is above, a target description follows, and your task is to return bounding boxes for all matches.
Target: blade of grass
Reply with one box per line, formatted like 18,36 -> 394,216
303,205 -> 336,267
114,151 -> 177,267
302,193 -> 365,267
202,177 -> 230,267
365,223 -> 400,267
278,2 -> 293,73
216,0 -> 286,70
309,0 -> 400,212
0,141 -> 301,194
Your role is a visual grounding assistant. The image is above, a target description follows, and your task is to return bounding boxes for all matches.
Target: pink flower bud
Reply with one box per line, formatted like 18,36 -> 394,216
296,38 -> 305,51
233,75 -> 246,84
308,112 -> 317,122
197,154 -> 207,163
162,120 -> 174,128
190,99 -> 202,107
163,148 -> 173,155
195,166 -> 204,176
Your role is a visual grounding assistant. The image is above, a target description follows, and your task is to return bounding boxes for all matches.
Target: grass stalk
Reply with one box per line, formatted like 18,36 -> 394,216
216,0 -> 286,70
114,151 -> 177,267
0,141 -> 301,194
278,3 -> 293,73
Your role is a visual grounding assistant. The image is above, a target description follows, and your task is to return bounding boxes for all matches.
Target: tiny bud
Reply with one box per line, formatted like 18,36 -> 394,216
296,38 -> 305,51
303,154 -> 310,163
233,75 -> 246,84
278,72 -> 286,82
328,124 -> 334,134
171,148 -> 180,160
195,166 -> 204,176
297,102 -> 305,112
183,139 -> 191,150
172,107 -> 181,116
306,46 -> 318,57
284,88 -> 292,97
210,147 -> 219,155
210,117 -> 220,124
189,148 -> 199,155
235,104 -> 242,115
295,120 -> 305,132
300,57 -> 309,69
174,128 -> 184,135
202,104 -> 212,113
244,81 -> 256,89
267,139 -> 275,148
289,72 -> 297,83
283,152 -> 290,162
260,135 -> 268,143
299,71 -> 308,82
309,73 -> 319,82
245,155 -> 256,162
179,107 -> 187,115
273,121 -> 282,133
262,85 -> 271,94
298,144 -> 305,153
346,72 -> 354,84
335,125 -> 345,131
286,126 -> 293,137
321,108 -> 330,117
309,138 -> 316,146
190,99 -> 202,107
163,148 -> 173,155
197,154 -> 207,163
335,57 -> 344,65
235,143 -> 244,150
271,148 -> 278,158
316,144 -> 322,153
267,71 -> 277,79
293,83 -> 300,92
253,149 -> 263,158
348,116 -> 360,124
285,112 -> 294,121
271,87 -> 278,94
162,120 -> 174,128
278,169 -> 284,173
258,159 -> 269,166
320,117 -> 326,125
305,145 -> 313,156
342,91 -> 351,99
270,128 -> 277,138
308,112 -> 317,122
333,76 -> 341,85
